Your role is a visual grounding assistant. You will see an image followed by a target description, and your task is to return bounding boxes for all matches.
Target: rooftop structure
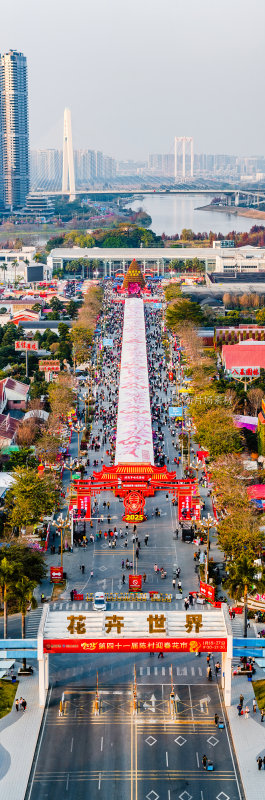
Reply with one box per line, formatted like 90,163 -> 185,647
222,342 -> 265,371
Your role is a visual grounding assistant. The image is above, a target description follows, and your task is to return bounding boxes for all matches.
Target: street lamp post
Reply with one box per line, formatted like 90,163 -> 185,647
195,514 -> 215,584
53,514 -> 70,572
73,422 -> 86,459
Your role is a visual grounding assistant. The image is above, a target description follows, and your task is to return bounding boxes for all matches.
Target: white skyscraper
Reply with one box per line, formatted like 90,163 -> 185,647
62,108 -> 76,200
0,50 -> 29,209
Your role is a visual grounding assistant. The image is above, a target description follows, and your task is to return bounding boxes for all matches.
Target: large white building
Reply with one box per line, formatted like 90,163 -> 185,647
47,245 -> 265,277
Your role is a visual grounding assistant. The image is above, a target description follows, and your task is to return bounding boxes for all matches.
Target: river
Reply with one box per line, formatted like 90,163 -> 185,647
128,193 -> 264,237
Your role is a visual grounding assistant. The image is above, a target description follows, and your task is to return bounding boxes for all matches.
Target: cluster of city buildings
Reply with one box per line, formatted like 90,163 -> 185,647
1,49 -> 265,215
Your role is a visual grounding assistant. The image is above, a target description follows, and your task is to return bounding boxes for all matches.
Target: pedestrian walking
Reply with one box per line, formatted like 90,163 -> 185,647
158,652 -> 164,659
15,698 -> 19,712
136,547 -> 139,559
172,578 -> 176,590
253,698 -> 257,713
214,713 -> 219,726
59,700 -> 63,717
261,708 -> 264,722
144,535 -> 149,546
184,597 -> 189,611
257,757 -> 262,770
207,666 -> 212,681
239,694 -> 244,707
22,698 -> 27,712
122,574 -> 126,584
244,705 -> 249,719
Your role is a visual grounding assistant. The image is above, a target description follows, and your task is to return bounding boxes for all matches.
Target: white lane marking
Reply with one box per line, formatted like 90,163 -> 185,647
166,751 -> 168,767
196,751 -> 199,768
101,736 -> 104,751
168,791 -> 171,800
189,685 -> 195,732
154,667 -> 158,675
70,737 -> 73,753
26,685 -> 52,800
162,667 -> 165,676
191,666 -> 195,676
147,666 -> 150,675
66,773 -> 69,791
217,682 -> 243,800
98,772 -> 101,789
140,667 -> 143,675
200,792 -> 204,800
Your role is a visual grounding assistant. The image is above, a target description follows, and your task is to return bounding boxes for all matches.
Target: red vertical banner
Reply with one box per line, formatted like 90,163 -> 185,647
178,487 -> 200,522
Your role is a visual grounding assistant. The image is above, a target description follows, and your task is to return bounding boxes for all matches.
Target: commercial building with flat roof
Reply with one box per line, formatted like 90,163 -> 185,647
47,245 -> 265,278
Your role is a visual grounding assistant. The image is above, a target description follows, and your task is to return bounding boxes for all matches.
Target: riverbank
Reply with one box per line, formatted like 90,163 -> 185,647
197,203 -> 265,221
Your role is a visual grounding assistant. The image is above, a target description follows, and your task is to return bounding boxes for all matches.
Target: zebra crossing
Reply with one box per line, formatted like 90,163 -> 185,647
51,599 -> 214,612
138,664 -> 204,678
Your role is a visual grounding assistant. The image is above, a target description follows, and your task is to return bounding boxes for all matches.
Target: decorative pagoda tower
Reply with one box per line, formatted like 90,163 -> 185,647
122,259 -> 145,295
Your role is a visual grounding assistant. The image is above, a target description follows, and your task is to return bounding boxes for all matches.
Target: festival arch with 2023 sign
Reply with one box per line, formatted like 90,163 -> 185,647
38,605 -> 233,708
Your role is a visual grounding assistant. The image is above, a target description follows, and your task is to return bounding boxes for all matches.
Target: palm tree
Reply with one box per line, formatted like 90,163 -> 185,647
225,555 -> 263,637
15,576 -> 37,670
0,557 -> 15,638
12,259 -> 18,285
0,263 -> 6,284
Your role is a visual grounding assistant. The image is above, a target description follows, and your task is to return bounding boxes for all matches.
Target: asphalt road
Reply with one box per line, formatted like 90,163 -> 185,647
6,301 -> 241,800
26,653 -> 243,800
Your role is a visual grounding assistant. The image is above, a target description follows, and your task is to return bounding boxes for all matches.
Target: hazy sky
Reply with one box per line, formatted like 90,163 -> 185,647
2,0 -> 265,159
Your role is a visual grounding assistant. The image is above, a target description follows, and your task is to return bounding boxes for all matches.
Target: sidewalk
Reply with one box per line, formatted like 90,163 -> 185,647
228,667 -> 265,800
0,668 -> 45,800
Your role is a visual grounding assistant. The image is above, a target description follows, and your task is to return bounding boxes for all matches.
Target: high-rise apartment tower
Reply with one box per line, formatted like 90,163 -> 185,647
0,50 -> 29,209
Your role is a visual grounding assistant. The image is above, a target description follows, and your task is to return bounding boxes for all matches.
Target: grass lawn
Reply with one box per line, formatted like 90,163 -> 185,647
252,680 -> 265,710
0,680 -> 19,719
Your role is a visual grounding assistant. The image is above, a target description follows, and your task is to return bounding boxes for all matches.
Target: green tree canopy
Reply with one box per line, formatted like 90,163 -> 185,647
166,298 -> 204,330
4,468 -> 59,527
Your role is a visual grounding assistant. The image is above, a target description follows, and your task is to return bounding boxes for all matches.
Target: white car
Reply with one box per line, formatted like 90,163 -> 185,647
93,592 -> 106,612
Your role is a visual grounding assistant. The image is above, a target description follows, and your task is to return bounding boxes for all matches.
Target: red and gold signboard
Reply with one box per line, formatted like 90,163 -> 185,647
129,575 -> 142,592
43,637 -> 227,654
178,487 -> 200,522
123,490 -> 146,523
199,581 -> 215,603
15,340 -> 39,351
50,566 -> 64,583
39,359 -> 60,372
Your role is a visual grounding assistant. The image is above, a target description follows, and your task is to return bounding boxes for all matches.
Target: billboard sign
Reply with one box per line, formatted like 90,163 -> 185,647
15,340 -> 39,351
43,637 -> 227,654
39,359 -> 60,372
230,367 -> 260,378
103,338 -> 113,347
199,581 -> 215,603
50,566 -> 64,583
129,575 -> 142,592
